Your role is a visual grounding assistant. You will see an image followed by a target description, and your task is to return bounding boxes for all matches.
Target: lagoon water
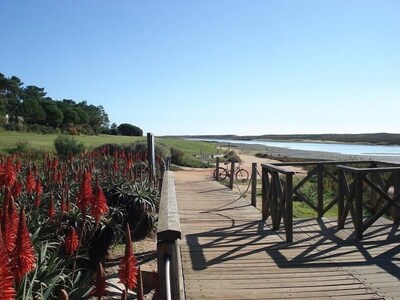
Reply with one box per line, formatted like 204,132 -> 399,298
194,138 -> 400,157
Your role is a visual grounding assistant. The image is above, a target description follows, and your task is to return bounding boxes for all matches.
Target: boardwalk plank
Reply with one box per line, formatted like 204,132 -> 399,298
174,170 -> 399,299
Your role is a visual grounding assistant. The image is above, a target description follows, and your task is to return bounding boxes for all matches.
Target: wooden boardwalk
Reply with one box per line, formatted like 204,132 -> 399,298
174,170 -> 400,300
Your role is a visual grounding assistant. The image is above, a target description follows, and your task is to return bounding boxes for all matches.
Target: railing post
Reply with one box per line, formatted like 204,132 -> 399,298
355,173 -> 364,239
337,169 -> 345,229
215,157 -> 220,181
251,163 -> 257,207
229,161 -> 235,189
271,172 -> 279,230
157,243 -> 168,299
317,164 -> 324,218
392,172 -> 400,224
147,132 -> 156,185
286,172 -> 293,242
261,167 -> 269,220
370,166 -> 380,214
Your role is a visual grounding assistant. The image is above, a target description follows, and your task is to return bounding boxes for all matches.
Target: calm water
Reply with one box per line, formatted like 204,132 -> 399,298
193,138 -> 400,157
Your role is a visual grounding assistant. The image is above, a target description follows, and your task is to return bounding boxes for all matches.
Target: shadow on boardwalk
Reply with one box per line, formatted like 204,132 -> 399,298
175,170 -> 400,299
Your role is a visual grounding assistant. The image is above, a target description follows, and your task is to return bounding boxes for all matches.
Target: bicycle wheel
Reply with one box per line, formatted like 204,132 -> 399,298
235,168 -> 249,183
213,167 -> 228,181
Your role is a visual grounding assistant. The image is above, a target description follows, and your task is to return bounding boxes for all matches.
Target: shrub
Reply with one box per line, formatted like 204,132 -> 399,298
155,142 -> 171,160
54,135 -> 85,159
171,147 -> 184,165
4,122 -> 25,131
78,124 -> 95,135
171,147 -> 208,168
117,123 -> 143,136
10,140 -> 29,154
68,126 -> 79,135
128,140 -> 171,160
225,151 -> 241,163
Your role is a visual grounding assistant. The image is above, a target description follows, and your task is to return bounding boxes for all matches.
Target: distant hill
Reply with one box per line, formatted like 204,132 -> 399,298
179,133 -> 400,145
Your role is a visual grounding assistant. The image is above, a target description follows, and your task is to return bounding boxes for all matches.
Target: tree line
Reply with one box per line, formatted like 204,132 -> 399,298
0,72 -> 142,136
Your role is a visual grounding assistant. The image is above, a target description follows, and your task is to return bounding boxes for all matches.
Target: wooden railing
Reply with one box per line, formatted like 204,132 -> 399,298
262,160 -> 400,241
261,163 -> 294,242
337,164 -> 400,239
157,171 -> 184,299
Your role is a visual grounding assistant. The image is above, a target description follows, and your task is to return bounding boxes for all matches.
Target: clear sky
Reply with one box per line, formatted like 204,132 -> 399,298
1,1 -> 399,136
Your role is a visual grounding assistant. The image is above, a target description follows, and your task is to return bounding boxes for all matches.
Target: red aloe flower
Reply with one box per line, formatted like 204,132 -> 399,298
0,158 -> 16,189
52,169 -> 58,184
113,159 -> 119,174
60,191 -> 66,215
26,168 -> 36,194
15,159 -> 21,173
53,158 -> 59,169
91,180 -> 109,225
76,170 -> 93,216
91,262 -> 108,298
48,194 -> 55,219
11,181 -> 22,198
0,231 -> 16,300
66,190 -> 71,213
11,208 -> 36,284
57,170 -> 63,184
118,224 -> 138,291
1,196 -> 18,255
127,156 -> 133,170
35,177 -> 43,196
65,227 -> 79,255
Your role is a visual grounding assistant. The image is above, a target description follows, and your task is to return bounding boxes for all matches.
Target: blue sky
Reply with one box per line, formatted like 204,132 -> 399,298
1,1 -> 399,136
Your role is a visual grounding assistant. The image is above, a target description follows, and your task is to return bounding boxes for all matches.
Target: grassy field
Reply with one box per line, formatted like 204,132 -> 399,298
155,137 -> 218,156
0,131 -> 144,153
0,131 -> 220,157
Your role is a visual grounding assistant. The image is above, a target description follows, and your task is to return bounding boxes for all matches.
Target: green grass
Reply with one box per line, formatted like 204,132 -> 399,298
0,131 -> 145,154
156,137 -> 218,157
0,132 -> 220,160
292,201 -> 338,218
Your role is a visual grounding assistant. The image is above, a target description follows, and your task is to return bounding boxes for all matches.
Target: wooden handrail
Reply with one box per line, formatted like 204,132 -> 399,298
157,171 -> 184,299
336,165 -> 400,173
157,171 -> 181,242
261,163 -> 294,175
